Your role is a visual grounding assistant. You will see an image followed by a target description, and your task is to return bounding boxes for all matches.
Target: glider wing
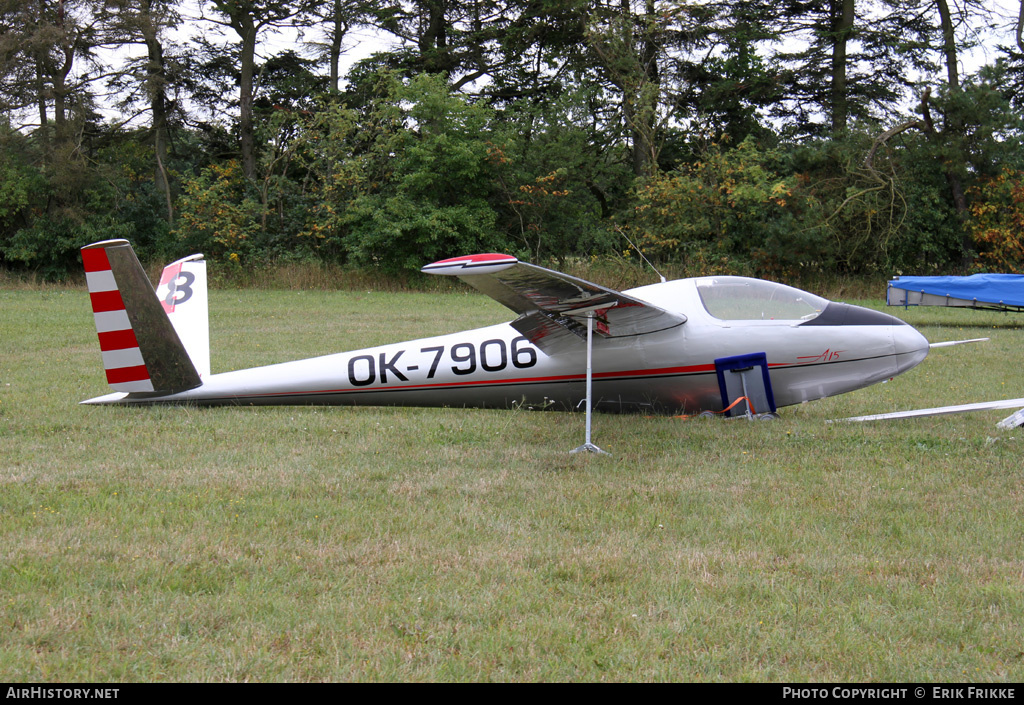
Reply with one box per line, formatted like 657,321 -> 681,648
423,254 -> 685,352
833,398 -> 1024,427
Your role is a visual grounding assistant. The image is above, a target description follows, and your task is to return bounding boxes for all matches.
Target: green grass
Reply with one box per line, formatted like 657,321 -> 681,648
2,286 -> 1023,681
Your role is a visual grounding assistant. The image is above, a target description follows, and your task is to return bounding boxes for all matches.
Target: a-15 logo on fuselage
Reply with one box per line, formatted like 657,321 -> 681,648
797,348 -> 844,363
347,336 -> 538,387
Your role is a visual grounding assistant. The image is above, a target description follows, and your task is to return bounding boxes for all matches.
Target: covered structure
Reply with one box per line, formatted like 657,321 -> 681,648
887,274 -> 1024,312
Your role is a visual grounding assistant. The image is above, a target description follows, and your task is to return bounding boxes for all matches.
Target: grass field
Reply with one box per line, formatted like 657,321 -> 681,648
2,283 -> 1023,681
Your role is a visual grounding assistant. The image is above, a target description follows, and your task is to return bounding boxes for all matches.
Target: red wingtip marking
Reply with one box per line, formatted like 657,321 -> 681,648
430,253 -> 516,266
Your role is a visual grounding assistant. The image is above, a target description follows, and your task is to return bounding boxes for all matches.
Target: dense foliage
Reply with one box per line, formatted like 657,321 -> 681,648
2,0 -> 1023,280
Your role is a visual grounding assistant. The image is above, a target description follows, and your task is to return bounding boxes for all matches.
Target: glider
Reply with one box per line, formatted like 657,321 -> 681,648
80,239 -> 931,436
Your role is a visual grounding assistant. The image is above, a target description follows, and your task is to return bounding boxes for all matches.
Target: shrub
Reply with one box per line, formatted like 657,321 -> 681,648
628,136 -> 815,278
968,167 -> 1024,273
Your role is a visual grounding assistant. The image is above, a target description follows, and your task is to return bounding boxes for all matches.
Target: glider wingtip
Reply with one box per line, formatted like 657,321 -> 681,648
421,253 -> 519,276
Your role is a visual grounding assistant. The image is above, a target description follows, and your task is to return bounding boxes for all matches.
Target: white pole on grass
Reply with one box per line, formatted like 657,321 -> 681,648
571,311 -> 608,455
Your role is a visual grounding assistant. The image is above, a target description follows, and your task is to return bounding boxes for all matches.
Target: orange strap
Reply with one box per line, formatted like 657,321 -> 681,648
672,396 -> 756,420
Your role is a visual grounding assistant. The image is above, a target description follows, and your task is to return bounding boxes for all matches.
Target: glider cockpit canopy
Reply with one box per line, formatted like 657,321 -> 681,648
694,276 -> 828,323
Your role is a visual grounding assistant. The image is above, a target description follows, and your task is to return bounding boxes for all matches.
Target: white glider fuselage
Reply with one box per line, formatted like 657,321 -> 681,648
83,273 -> 929,414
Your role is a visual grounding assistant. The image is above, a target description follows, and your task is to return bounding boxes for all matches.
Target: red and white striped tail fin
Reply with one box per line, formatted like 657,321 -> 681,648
83,242 -> 151,392
81,239 -> 202,395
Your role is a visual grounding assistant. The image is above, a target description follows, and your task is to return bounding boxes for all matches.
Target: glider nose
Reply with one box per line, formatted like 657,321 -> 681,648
892,321 -> 930,373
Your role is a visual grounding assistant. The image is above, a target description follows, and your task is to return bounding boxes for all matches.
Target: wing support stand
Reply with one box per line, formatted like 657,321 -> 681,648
571,311 -> 609,455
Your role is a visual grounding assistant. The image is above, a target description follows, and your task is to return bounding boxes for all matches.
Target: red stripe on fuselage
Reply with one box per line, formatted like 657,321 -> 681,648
191,355 -> 872,403
218,363 -> 721,400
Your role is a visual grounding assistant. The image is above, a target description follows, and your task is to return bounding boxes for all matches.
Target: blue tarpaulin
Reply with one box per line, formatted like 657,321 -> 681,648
888,274 -> 1024,308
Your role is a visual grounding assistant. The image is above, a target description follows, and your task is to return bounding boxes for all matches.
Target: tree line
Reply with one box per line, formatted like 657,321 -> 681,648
2,0 -> 1024,280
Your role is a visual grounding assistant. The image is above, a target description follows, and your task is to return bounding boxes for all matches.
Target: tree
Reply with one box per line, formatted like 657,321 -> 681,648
585,0 -> 666,177
302,0 -> 370,92
98,0 -> 183,219
360,0 -> 525,90
199,0 -> 312,179
628,136 -> 812,276
968,167 -> 1024,272
830,0 -> 855,133
0,0 -> 106,154
772,0 -> 935,136
303,72 -> 504,270
664,0 -> 782,146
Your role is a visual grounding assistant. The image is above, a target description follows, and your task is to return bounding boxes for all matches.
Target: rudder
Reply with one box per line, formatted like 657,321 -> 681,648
156,254 -> 211,380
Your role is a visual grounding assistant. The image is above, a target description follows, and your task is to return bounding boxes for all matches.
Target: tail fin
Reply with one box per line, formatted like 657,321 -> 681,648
156,254 -> 211,379
82,239 -> 202,395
